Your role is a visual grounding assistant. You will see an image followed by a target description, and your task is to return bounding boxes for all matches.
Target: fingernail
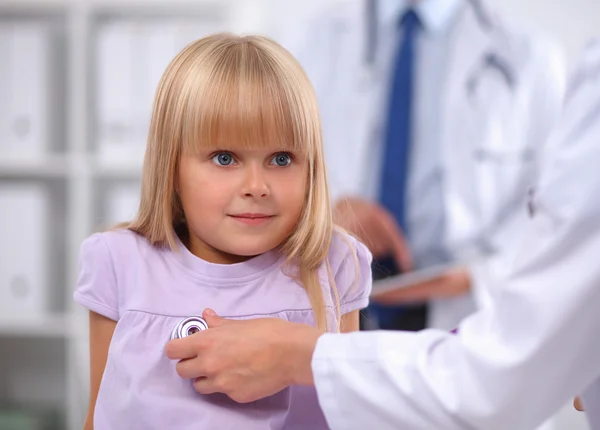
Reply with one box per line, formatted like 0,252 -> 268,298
204,308 -> 216,316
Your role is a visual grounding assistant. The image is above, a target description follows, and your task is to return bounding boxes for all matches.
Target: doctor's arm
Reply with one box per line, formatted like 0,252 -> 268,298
312,44 -> 600,429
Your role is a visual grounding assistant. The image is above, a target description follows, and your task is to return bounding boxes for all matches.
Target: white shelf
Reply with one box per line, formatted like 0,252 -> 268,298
0,1 -> 279,429
0,154 -> 69,177
0,313 -> 68,338
0,0 -> 226,17
92,153 -> 143,178
89,0 -> 222,6
0,0 -> 67,11
85,0 -> 231,24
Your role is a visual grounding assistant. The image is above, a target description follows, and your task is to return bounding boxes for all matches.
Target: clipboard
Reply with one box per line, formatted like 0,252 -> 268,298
369,261 -> 460,298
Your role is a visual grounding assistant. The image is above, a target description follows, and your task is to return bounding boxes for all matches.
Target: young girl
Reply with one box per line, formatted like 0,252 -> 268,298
74,33 -> 372,429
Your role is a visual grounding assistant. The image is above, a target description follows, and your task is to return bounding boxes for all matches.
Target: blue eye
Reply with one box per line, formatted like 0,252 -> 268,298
212,152 -> 235,166
271,153 -> 292,167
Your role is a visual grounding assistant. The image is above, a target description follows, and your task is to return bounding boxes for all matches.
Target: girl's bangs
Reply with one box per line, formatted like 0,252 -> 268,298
181,50 -> 313,155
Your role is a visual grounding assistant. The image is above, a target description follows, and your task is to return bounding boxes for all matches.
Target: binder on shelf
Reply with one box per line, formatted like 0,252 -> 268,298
94,17 -> 229,163
95,21 -> 139,159
137,21 -> 179,145
0,184 -> 50,315
137,19 -> 228,137
0,21 -> 52,159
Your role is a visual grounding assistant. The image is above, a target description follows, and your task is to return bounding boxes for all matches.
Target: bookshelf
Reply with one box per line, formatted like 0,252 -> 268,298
0,0 -> 296,427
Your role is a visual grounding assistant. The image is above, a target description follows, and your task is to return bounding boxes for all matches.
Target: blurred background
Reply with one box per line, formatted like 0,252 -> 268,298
0,0 -> 598,429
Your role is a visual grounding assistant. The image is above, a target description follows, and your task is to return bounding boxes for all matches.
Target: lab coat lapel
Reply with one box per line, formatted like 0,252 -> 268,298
335,1 -> 382,201
440,2 -> 495,254
318,2 -> 373,200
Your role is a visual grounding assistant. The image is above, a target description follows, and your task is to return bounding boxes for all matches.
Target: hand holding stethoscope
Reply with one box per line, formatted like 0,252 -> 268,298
166,308 -> 311,403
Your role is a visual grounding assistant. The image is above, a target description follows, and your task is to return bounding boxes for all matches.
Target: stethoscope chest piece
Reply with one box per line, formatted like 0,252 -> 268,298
170,316 -> 209,340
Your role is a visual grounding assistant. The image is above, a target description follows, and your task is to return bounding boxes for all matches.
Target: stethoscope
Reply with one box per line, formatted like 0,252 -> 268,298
362,0 -> 515,94
170,315 -> 209,340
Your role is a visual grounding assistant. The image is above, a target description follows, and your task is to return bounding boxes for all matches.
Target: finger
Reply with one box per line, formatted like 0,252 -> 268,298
335,200 -> 382,254
388,273 -> 464,303
349,213 -> 377,252
360,206 -> 393,258
574,397 -> 585,411
193,376 -> 219,395
387,226 -> 413,272
373,278 -> 440,304
375,207 -> 413,271
334,198 -> 361,234
166,336 -> 199,360
441,268 -> 471,296
393,238 -> 414,272
176,357 -> 207,380
364,224 -> 387,258
202,308 -> 230,328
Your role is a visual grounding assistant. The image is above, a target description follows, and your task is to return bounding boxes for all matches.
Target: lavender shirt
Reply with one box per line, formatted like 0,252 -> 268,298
74,229 -> 372,430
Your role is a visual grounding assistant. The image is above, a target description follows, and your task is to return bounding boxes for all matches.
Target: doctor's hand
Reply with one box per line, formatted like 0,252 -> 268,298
334,197 -> 413,271
372,268 -> 471,305
165,309 -> 321,403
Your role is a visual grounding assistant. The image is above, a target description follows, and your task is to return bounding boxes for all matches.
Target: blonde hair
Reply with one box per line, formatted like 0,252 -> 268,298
125,33 -> 346,332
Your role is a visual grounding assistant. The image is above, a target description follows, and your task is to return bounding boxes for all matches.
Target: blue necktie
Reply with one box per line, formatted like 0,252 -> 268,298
369,10 -> 421,330
380,9 -> 420,233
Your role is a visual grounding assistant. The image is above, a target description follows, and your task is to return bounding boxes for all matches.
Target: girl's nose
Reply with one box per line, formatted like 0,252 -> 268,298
242,165 -> 270,198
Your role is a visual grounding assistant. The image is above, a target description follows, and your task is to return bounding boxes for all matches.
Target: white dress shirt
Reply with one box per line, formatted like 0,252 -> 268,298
371,0 -> 464,269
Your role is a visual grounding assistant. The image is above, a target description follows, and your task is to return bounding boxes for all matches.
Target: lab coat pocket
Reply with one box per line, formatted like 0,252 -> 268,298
473,146 -> 536,225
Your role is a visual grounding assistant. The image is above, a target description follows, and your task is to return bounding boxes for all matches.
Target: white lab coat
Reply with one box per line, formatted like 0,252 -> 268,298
584,377 -> 600,428
311,39 -> 600,429
284,0 -> 567,330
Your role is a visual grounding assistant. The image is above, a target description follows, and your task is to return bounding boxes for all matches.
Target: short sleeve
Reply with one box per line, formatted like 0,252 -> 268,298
329,232 -> 373,315
73,233 -> 120,321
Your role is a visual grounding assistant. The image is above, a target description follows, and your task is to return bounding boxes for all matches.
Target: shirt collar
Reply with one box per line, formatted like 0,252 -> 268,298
378,0 -> 464,33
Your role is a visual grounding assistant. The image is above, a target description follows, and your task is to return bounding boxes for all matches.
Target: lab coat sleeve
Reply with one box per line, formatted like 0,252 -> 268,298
582,377 -> 600,428
312,40 -> 600,430
469,35 -> 569,310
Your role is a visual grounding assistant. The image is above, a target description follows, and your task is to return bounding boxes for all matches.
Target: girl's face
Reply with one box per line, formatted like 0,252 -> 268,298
178,146 -> 307,264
